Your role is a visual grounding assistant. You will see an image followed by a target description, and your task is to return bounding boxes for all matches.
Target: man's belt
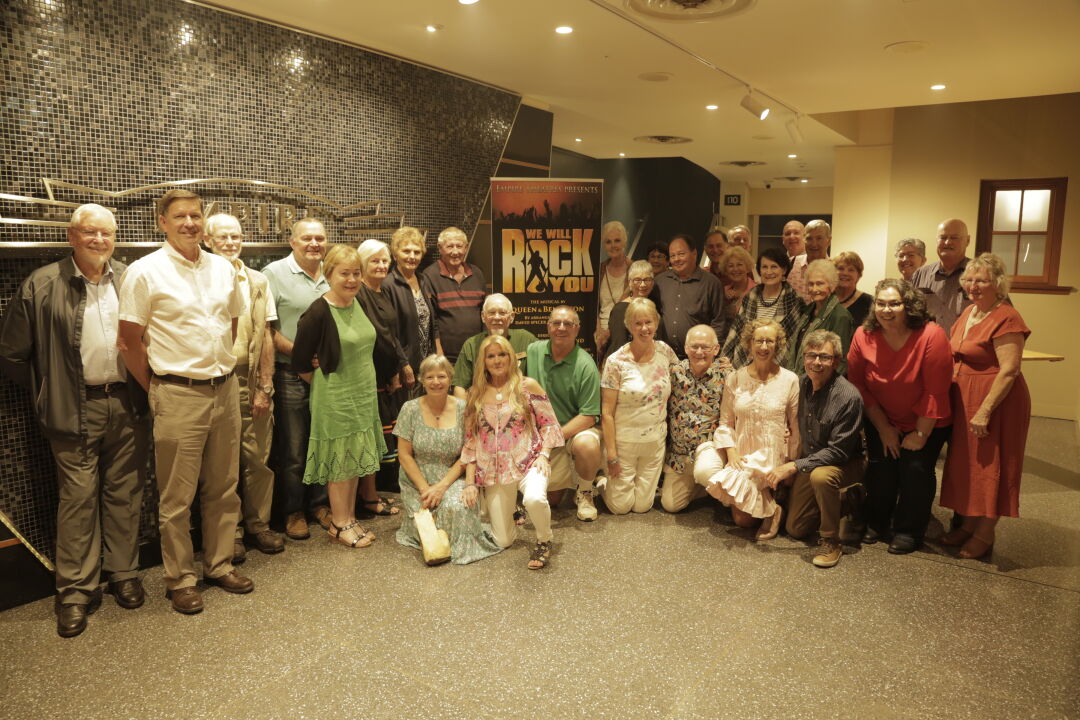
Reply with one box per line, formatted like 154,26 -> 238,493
85,382 -> 126,398
154,371 -> 234,387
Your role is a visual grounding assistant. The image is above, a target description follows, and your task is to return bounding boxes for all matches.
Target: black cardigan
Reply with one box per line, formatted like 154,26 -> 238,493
384,266 -> 438,372
292,296 -> 402,387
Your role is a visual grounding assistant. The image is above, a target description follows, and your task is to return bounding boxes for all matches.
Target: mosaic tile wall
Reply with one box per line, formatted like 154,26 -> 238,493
0,0 -> 520,562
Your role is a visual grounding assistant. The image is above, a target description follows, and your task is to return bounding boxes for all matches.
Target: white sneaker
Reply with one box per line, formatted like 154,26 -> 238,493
575,489 -> 598,522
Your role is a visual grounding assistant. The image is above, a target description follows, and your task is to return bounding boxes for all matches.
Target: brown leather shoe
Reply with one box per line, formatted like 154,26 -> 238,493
232,538 -> 247,565
166,586 -> 204,614
204,570 -> 254,594
56,603 -> 89,637
285,511 -> 310,540
312,505 -> 332,530
245,529 -> 285,554
108,577 -> 145,609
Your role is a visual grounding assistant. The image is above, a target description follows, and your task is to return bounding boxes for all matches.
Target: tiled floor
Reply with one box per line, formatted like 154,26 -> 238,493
1,418 -> 1078,720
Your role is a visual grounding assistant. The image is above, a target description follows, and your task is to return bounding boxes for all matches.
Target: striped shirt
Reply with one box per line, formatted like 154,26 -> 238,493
794,372 -> 864,474
420,259 -> 486,362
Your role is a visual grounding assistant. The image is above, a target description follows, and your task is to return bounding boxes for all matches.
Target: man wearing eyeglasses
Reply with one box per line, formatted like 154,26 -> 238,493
653,234 -> 726,359
452,293 -> 538,390
526,306 -> 603,521
0,204 -> 149,637
765,329 -> 865,568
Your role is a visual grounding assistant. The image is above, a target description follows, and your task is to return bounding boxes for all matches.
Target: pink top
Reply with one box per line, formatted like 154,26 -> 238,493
461,391 -> 564,487
847,322 -> 953,431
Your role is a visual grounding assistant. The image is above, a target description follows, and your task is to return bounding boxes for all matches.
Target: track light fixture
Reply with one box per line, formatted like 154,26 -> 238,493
786,116 -> 804,144
740,92 -> 770,120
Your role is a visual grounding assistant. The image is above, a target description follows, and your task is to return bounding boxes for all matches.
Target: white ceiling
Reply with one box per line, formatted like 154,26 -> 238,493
198,0 -> 1080,188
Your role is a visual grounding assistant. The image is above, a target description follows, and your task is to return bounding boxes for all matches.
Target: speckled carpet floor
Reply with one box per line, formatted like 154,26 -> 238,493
2,417 -> 1078,720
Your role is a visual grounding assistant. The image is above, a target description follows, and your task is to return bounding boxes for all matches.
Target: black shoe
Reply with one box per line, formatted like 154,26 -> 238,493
108,577 -> 145,609
861,527 -> 881,545
888,534 -> 919,554
56,603 -> 89,638
232,538 -> 247,565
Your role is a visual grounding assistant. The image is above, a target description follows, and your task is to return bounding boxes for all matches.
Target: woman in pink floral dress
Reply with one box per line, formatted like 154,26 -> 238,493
461,335 -> 564,569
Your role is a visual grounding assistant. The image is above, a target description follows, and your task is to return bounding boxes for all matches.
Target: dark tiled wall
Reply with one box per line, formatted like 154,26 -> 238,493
0,0 -> 519,562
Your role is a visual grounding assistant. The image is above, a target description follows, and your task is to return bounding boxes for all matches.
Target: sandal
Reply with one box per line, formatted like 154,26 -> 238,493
939,527 -> 973,546
329,520 -> 375,548
957,534 -> 994,560
362,499 -> 400,516
528,541 -> 551,570
514,504 -> 528,526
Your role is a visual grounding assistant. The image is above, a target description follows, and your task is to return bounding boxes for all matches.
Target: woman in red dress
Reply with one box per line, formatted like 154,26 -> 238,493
940,253 -> 1031,560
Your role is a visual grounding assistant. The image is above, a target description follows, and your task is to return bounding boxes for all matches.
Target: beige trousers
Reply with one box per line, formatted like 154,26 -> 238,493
482,464 -> 552,547
149,375 -> 241,590
235,369 -> 274,537
547,427 -> 602,493
49,389 -> 148,604
785,457 -> 865,540
602,436 -> 665,515
660,463 -> 707,513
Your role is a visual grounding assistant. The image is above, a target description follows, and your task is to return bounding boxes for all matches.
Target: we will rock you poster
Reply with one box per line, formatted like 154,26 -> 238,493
490,178 -> 603,354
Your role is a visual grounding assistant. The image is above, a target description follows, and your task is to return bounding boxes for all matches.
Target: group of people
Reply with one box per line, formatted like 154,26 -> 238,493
0,193 -> 1031,640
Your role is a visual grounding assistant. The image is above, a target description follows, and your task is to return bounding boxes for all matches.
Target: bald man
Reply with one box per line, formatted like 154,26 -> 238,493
910,218 -> 972,334
782,220 -> 809,301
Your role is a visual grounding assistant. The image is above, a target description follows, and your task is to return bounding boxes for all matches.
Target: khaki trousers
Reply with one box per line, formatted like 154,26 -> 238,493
482,465 -> 552,547
234,369 -> 274,537
602,436 -> 665,515
547,427 -> 602,493
149,375 -> 241,590
49,389 -> 148,604
785,456 -> 865,540
660,463 -> 707,513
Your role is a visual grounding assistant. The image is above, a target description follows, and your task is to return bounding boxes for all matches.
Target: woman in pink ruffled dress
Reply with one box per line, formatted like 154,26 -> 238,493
461,334 -> 564,569
694,319 -> 800,540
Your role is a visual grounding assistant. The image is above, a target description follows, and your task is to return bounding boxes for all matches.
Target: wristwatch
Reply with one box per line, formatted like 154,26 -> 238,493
258,384 -> 275,396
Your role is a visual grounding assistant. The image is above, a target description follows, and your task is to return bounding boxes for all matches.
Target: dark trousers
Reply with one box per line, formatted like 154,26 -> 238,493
271,366 -> 327,516
863,422 -> 950,541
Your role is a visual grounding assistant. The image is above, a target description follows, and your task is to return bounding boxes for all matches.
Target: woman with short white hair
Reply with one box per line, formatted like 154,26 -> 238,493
600,297 -> 678,515
790,258 -> 854,374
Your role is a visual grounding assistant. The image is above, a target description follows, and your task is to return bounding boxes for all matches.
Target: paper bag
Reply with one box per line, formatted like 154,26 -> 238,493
414,508 -> 451,566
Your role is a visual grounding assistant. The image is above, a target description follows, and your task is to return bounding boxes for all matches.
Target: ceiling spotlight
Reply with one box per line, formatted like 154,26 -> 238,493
458,0 -> 479,5
426,24 -> 442,32
800,178 -> 809,183
618,152 -> 626,157
555,25 -> 573,34
740,92 -> 770,120
786,117 -> 804,144
705,104 -> 718,110
787,153 -> 797,158
930,83 -> 946,90
574,137 -> 582,142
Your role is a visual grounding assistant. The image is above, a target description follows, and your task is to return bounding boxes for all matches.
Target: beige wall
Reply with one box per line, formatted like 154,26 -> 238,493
747,186 -> 834,217
888,93 -> 1080,420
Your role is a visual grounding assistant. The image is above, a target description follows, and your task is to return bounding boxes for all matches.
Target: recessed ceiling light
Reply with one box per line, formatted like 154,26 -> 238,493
574,138 -> 582,142
618,152 -> 625,157
555,26 -> 573,34
787,153 -> 797,158
458,0 -> 479,5
800,178 -> 809,183
705,104 -> 718,110
426,24 -> 442,32
930,83 -> 946,90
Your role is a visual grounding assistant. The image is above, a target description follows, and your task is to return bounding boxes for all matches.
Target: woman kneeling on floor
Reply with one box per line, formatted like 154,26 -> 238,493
395,354 -> 502,564
460,335 -> 564,569
694,319 -> 800,540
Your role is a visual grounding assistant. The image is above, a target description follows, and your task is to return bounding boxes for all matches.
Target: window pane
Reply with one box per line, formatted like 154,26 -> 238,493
1017,234 -> 1046,277
993,190 -> 1022,230
990,234 -> 1018,274
1021,189 -> 1051,231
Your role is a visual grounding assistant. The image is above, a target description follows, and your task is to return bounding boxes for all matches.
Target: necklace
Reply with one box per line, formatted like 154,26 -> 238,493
837,289 -> 857,305
490,381 -> 508,402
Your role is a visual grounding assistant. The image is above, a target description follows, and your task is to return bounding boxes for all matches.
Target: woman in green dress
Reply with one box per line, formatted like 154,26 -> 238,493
394,354 -> 501,564
292,244 -> 385,549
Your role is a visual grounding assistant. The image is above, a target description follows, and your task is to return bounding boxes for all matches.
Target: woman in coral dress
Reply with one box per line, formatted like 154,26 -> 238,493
694,319 -> 800,540
940,254 -> 1031,560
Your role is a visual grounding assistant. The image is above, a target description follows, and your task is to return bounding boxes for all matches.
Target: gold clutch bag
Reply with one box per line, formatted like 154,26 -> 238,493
414,508 -> 451,565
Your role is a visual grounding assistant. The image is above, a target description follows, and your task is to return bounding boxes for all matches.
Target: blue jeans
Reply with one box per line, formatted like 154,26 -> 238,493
272,366 -> 327,515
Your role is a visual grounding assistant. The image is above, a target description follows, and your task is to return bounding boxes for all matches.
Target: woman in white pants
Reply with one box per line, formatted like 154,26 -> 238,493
600,298 -> 678,514
461,335 -> 564,569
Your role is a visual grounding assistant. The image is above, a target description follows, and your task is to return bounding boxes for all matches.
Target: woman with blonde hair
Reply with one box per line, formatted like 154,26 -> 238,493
604,260 -> 665,362
600,297 -> 678,514
695,319 -> 800,540
595,220 -> 632,353
719,245 -> 756,321
833,251 -> 873,328
386,227 -> 438,391
292,244 -> 383,548
460,335 -> 564,569
940,253 -> 1031,559
395,354 -> 501,564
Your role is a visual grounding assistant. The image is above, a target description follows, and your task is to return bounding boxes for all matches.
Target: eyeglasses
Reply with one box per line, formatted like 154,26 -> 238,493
630,277 -> 653,285
752,338 -> 777,346
874,301 -> 904,310
803,352 -> 836,362
548,320 -> 579,327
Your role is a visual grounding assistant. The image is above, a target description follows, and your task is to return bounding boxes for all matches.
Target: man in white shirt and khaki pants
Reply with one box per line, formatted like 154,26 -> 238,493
118,189 -> 252,615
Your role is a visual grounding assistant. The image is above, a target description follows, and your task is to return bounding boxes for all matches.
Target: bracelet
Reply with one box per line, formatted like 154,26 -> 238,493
607,457 -> 620,465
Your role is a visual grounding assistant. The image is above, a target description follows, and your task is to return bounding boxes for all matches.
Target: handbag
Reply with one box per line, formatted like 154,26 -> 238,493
414,508 -> 451,566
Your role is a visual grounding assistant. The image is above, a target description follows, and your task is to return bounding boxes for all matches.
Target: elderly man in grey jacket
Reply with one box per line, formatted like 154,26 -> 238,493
0,203 -> 149,637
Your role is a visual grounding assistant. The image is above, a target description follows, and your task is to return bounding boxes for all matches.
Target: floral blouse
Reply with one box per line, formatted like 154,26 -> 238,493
601,340 -> 678,444
666,358 -> 729,473
461,391 -> 564,487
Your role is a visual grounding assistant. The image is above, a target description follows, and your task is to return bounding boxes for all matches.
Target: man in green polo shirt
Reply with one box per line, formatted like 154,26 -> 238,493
452,294 -> 538,390
526,306 -> 603,522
